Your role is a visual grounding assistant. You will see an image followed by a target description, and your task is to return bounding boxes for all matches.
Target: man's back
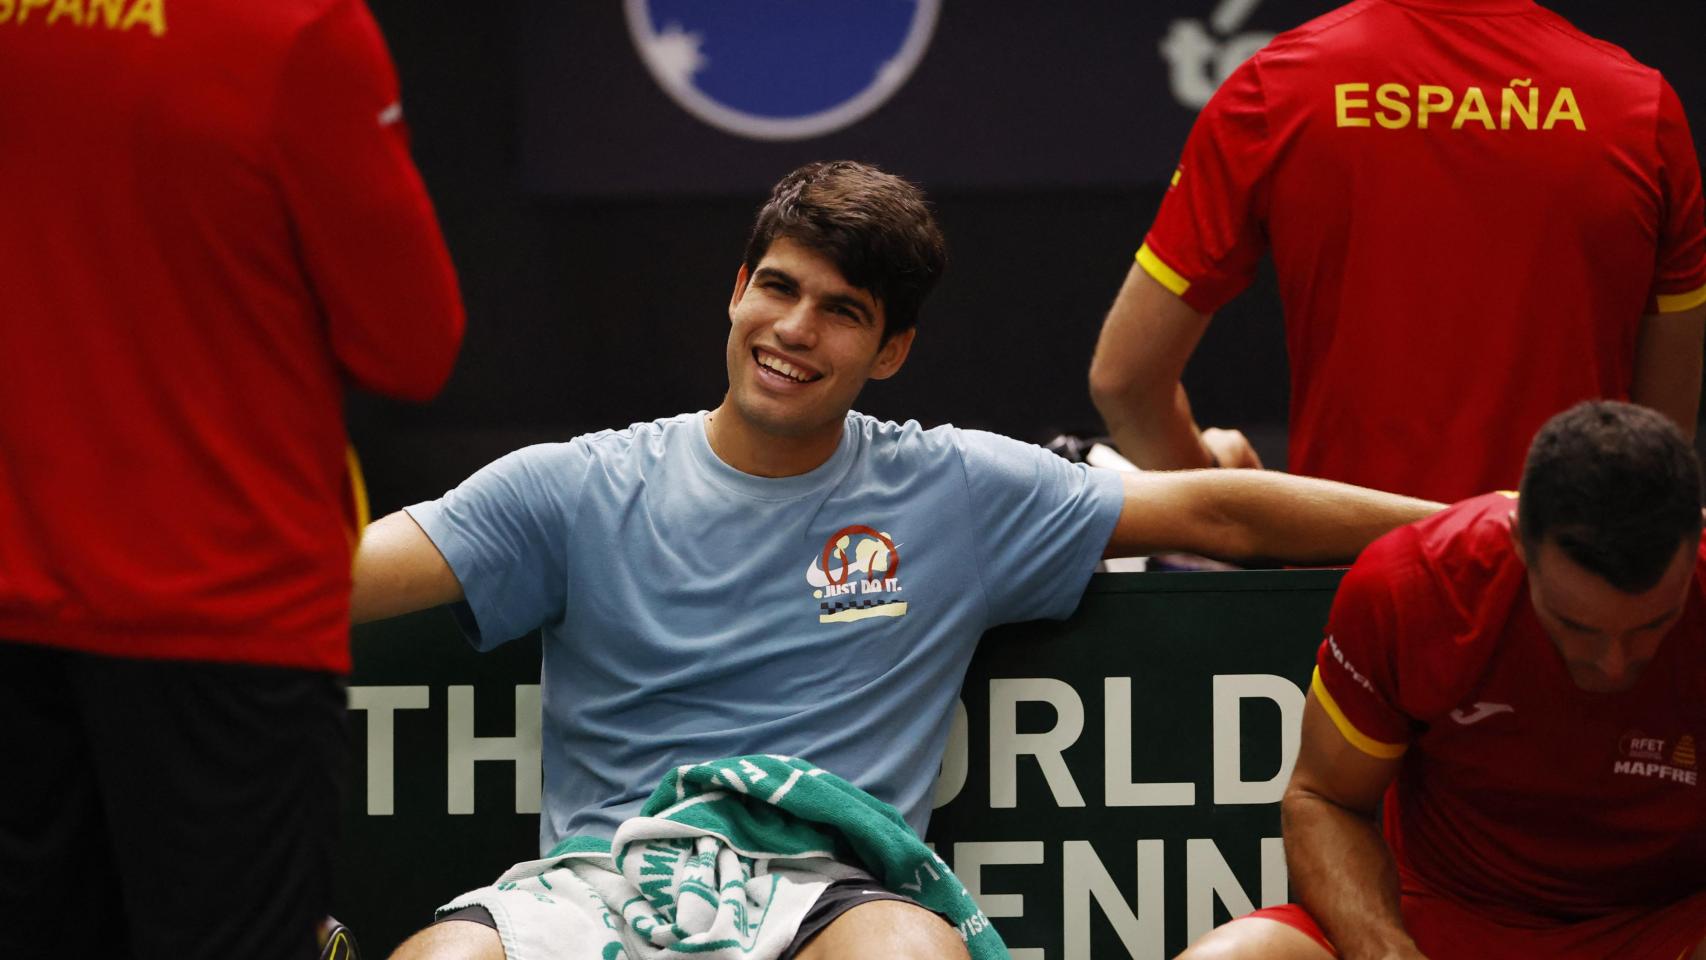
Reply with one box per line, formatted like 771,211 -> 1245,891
1143,0 -> 1706,501
0,0 -> 463,671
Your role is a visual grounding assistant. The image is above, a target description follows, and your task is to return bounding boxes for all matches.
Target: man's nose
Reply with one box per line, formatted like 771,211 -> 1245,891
1596,640 -> 1632,683
773,303 -> 819,346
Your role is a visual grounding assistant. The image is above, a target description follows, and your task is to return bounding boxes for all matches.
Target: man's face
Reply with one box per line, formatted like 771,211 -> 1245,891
1518,533 -> 1695,693
723,237 -> 914,441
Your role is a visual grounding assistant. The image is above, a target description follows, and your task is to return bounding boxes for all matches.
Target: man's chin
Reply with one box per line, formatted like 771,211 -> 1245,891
1567,663 -> 1646,693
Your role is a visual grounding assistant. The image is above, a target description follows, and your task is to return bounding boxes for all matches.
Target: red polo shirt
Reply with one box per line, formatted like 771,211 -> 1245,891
1141,0 -> 1706,503
1316,494 -> 1706,920
0,0 -> 464,671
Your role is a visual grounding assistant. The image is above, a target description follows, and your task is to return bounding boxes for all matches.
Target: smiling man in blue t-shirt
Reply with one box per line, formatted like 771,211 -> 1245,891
353,161 -> 1439,960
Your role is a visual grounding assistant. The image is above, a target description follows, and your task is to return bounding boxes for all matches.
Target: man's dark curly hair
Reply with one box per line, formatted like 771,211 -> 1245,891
743,161 -> 947,343
1518,401 -> 1702,592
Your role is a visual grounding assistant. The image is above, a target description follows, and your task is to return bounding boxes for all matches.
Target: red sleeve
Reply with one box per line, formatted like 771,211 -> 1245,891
269,0 -> 465,401
1651,78 -> 1706,314
1313,533 -> 1420,759
1139,55 -> 1273,315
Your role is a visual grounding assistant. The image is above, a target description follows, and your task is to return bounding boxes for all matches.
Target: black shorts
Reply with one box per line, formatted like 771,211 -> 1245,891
0,640 -> 348,960
440,875 -> 937,957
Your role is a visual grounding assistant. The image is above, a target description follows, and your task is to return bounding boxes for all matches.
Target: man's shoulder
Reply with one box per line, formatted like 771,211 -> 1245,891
1262,0 -> 1383,53
572,412 -> 702,456
849,414 -> 1082,479
175,0 -> 358,51
844,411 -> 960,461
1522,5 -> 1660,78
1337,495 -> 1518,643
1362,493 -> 1518,605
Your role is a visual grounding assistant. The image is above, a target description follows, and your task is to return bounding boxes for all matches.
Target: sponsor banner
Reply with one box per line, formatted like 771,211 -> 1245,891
335,570 -> 1342,957
518,0 -> 1704,197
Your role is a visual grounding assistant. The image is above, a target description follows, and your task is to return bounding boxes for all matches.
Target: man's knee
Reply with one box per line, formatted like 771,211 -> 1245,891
1175,917 -> 1335,960
387,918 -> 505,960
794,899 -> 969,960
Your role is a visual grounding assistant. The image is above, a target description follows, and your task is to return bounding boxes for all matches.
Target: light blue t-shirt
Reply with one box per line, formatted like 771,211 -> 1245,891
407,411 -> 1123,850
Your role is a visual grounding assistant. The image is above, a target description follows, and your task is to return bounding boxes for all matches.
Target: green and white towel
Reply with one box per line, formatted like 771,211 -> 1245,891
438,755 -> 1006,960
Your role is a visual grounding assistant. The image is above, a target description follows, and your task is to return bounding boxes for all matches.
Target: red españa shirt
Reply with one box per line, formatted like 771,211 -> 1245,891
1315,494 -> 1706,922
0,0 -> 464,671
1142,0 -> 1706,504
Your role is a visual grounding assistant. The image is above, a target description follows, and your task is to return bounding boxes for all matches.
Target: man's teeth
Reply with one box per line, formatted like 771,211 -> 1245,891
758,354 -> 813,382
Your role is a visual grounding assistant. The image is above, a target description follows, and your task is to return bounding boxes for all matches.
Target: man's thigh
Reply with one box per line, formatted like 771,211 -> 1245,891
791,898 -> 968,960
75,652 -> 350,960
390,918 -> 506,960
1176,906 -> 1337,960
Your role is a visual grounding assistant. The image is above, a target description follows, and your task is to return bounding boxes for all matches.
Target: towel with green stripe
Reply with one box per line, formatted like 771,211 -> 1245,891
436,754 -> 1006,960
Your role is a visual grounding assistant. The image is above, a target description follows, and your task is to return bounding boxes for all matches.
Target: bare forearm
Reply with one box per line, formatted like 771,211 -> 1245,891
1631,306 -> 1705,442
1087,264 -> 1217,470
1096,381 -> 1214,470
1283,792 -> 1425,960
349,511 -> 464,623
1196,471 -> 1440,564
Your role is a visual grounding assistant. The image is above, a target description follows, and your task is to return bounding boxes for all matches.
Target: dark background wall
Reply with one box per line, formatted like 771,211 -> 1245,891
348,0 -> 1706,519
347,1 -> 1706,514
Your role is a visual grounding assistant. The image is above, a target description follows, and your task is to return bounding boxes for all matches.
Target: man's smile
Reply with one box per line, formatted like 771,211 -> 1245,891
753,347 -> 823,385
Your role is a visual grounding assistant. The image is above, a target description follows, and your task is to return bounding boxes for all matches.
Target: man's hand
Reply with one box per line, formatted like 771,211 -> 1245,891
1202,426 -> 1263,469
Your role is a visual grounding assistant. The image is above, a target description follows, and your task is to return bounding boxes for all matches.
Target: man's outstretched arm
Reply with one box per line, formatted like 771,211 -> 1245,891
1088,263 -> 1261,470
1103,469 -> 1440,563
1282,693 -> 1426,960
350,510 -> 464,623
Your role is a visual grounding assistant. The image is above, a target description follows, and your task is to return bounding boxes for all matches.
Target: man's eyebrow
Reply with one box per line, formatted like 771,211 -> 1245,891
1636,606 -> 1681,631
752,266 -> 796,286
1556,606 -> 1681,633
821,291 -> 876,324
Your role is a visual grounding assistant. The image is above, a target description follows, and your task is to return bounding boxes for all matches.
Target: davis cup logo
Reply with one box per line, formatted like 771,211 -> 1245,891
624,0 -> 941,141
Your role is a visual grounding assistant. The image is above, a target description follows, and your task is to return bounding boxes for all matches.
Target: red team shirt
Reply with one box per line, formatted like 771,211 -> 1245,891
0,0 -> 464,671
1313,493 -> 1706,953
1141,0 -> 1706,504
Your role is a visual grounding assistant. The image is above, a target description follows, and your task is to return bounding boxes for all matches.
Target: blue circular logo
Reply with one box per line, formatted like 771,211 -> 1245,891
625,0 -> 941,141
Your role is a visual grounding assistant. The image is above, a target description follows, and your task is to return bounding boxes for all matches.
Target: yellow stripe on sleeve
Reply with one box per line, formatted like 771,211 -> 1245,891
1656,281 -> 1706,314
1135,243 -> 1191,297
1312,667 -> 1408,760
346,443 -> 371,533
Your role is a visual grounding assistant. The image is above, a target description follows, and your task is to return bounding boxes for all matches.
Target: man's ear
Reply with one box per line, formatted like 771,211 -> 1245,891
729,263 -> 751,319
1508,512 -> 1528,566
869,328 -> 916,381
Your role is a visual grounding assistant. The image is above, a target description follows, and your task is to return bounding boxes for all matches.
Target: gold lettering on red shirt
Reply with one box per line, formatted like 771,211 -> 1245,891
1335,80 -> 1585,132
1,0 -> 163,34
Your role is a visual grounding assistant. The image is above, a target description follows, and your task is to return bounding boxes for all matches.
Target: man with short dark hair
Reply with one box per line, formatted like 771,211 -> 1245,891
1180,401 -> 1706,960
353,161 -> 1439,960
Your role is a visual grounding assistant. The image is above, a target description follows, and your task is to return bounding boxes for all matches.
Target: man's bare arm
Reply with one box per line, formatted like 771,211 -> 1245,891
1104,470 -> 1440,562
1088,264 -> 1261,469
1632,304 -> 1706,441
1283,694 -> 1425,960
350,510 -> 463,623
